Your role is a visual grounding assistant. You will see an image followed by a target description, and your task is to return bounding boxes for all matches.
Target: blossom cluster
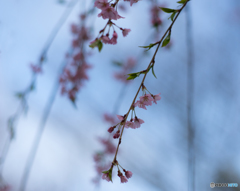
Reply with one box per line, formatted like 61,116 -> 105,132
102,160 -> 133,183
59,14 -> 92,103
150,4 -> 163,28
102,85 -> 161,183
30,63 -> 42,74
90,0 -> 139,49
92,137 -> 116,185
92,114 -> 118,185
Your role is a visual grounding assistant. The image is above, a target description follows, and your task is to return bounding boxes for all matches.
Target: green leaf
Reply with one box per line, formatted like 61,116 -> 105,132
98,41 -> 103,52
177,0 -> 188,4
139,43 -> 155,51
102,169 -> 113,182
151,66 -> 157,79
126,72 -> 141,80
89,39 -> 103,52
109,168 -> 113,182
162,32 -> 171,47
169,12 -> 177,21
160,7 -> 176,13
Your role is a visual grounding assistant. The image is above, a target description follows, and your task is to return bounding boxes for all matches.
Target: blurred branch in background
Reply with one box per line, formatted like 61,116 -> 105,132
186,4 -> 195,191
0,0 -> 79,187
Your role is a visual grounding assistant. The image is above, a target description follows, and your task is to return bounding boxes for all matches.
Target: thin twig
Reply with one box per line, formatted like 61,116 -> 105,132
112,0 -> 190,164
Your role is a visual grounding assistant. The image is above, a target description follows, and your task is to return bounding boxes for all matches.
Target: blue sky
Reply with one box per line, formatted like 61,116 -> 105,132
0,0 -> 240,190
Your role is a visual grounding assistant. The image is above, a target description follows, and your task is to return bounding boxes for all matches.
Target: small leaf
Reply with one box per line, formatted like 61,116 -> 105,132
160,7 -> 176,13
151,66 -> 157,79
177,0 -> 188,4
139,43 -> 155,51
162,32 -> 171,47
102,170 -> 109,174
126,72 -> 140,80
109,168 -> 113,182
89,39 -> 103,52
169,12 -> 177,21
98,41 -> 103,52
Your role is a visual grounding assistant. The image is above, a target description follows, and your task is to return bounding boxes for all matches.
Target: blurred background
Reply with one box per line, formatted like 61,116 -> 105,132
0,0 -> 240,190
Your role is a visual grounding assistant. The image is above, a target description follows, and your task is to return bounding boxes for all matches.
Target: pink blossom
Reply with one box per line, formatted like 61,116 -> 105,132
101,35 -> 111,44
122,28 -> 131,37
104,113 -> 117,125
98,7 -> 119,20
73,52 -> 83,61
125,170 -> 133,179
93,153 -> 102,162
125,58 -> 136,69
133,116 -> 144,128
125,121 -> 136,129
110,31 -> 118,45
108,126 -> 115,133
71,24 -> 78,34
150,5 -> 163,28
135,100 -> 147,110
120,175 -> 128,183
98,138 -> 116,154
30,63 -> 42,74
124,0 -> 140,6
117,115 -> 124,121
94,0 -> 109,10
113,130 -> 120,139
114,72 -> 129,83
152,93 -> 161,104
102,173 -> 111,182
139,94 -> 154,106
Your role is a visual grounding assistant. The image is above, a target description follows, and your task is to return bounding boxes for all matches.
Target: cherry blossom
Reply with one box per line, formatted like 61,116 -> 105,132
110,31 -> 118,44
124,170 -> 133,179
133,116 -> 144,128
113,130 -> 120,139
99,138 -> 116,154
121,28 -> 131,37
139,94 -> 154,106
125,120 -> 136,129
101,35 -> 111,44
135,100 -> 147,110
108,126 -> 115,133
104,113 -> 118,125
120,175 -> 128,183
94,0 -> 110,10
117,115 -> 124,121
102,173 -> 111,182
152,93 -> 161,104
30,63 -> 42,74
98,7 -> 120,20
